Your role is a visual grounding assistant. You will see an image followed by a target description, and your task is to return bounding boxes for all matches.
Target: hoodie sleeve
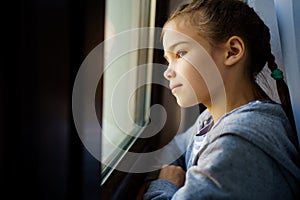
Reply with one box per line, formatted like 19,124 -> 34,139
143,148 -> 190,200
143,179 -> 179,200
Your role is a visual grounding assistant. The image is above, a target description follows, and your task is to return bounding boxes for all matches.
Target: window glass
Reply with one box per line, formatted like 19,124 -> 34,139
101,0 -> 155,182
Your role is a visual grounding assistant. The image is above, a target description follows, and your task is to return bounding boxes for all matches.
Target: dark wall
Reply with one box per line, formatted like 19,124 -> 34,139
1,0 -> 104,199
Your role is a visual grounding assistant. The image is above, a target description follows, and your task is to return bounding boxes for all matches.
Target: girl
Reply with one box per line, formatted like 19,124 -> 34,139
144,0 -> 300,199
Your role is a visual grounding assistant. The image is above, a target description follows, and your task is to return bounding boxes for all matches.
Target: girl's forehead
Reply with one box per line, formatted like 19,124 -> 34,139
163,19 -> 192,36
163,20 -> 209,51
163,21 -> 196,46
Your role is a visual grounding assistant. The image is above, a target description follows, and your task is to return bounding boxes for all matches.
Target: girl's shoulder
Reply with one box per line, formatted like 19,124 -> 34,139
216,100 -> 288,130
202,100 -> 296,157
205,100 -> 298,168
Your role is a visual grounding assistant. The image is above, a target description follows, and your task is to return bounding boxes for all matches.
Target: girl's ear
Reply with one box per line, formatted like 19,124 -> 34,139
224,36 -> 245,66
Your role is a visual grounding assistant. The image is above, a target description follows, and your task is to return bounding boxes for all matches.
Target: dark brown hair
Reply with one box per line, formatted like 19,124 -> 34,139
165,0 -> 297,145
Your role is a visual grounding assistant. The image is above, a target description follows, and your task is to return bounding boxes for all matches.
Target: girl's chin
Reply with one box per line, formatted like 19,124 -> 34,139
176,98 -> 199,108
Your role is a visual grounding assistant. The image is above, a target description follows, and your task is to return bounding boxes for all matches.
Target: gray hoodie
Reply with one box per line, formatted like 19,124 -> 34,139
144,100 -> 300,200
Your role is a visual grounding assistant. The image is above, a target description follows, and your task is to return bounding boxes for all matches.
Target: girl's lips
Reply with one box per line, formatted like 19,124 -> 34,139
170,84 -> 183,93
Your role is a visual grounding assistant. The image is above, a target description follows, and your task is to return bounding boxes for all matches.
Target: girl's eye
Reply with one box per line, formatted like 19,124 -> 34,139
175,50 -> 187,59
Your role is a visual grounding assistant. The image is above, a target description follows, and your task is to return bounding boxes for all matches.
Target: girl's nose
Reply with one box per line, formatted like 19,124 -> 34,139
164,67 -> 176,80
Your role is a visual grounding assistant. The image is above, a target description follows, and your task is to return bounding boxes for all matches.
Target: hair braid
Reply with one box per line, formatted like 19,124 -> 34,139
265,32 -> 298,146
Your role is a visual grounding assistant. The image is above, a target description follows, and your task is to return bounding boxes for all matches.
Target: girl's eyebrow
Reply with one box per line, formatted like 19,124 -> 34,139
165,41 -> 189,51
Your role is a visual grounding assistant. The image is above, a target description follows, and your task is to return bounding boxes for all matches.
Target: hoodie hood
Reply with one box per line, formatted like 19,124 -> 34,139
207,100 -> 300,185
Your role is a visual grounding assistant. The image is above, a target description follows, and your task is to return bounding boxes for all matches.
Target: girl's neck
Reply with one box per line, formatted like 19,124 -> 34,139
206,80 -> 257,123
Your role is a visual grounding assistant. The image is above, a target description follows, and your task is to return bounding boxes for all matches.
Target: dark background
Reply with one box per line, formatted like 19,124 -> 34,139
1,0 -> 104,199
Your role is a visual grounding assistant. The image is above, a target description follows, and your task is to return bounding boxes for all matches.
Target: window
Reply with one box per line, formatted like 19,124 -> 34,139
101,0 -> 157,183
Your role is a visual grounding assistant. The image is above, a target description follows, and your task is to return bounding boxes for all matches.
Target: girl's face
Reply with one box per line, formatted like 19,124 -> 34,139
163,19 -> 225,108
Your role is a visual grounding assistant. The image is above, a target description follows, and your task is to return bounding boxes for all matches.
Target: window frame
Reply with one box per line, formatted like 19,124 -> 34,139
100,1 -> 172,199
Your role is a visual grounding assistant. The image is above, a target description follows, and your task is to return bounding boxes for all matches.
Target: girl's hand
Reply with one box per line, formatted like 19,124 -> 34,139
158,165 -> 186,187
